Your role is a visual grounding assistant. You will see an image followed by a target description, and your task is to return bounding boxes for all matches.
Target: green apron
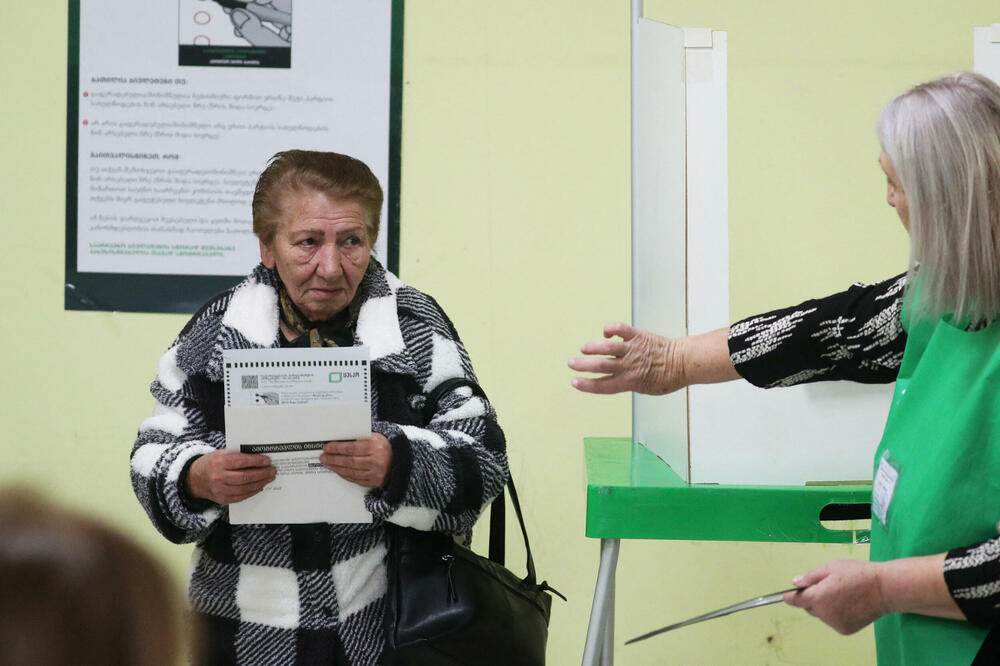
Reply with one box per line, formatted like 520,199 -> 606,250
870,307 -> 1000,664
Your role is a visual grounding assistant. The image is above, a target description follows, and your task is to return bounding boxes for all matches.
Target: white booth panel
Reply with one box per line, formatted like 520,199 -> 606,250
975,25 -> 1000,83
689,381 -> 892,485
631,17 -> 689,477
632,18 -> 895,484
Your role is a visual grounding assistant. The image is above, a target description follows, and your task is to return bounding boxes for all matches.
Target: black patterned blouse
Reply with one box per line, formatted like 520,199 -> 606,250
727,273 -> 1000,632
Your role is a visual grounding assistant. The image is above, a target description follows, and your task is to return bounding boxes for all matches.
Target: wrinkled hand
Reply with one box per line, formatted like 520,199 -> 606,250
568,322 -> 685,395
784,560 -> 888,635
321,433 -> 392,488
187,451 -> 276,505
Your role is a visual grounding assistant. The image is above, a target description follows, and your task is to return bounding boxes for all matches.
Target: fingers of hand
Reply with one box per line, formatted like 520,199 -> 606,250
786,561 -> 882,635
570,376 -> 625,395
570,339 -> 630,393
323,440 -> 367,456
579,340 -> 626,357
197,452 -> 275,504
322,457 -> 378,486
783,588 -> 806,608
321,435 -> 389,486
223,466 -> 276,487
223,453 -> 272,470
222,478 -> 273,504
568,356 -> 620,374
320,453 -> 367,471
208,466 -> 275,502
784,565 -> 830,609
793,566 -> 828,589
603,322 -> 635,340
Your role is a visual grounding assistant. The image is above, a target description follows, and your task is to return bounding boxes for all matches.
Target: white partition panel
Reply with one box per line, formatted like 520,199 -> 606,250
631,17 -> 689,476
690,381 -> 891,484
633,16 -> 894,484
975,25 -> 1000,82
685,29 -> 729,339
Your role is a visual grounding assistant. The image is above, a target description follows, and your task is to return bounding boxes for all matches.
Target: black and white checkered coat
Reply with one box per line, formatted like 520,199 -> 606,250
130,260 -> 508,665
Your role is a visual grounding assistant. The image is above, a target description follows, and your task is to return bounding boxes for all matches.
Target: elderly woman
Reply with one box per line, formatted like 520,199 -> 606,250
131,150 -> 508,665
571,72 -> 1000,664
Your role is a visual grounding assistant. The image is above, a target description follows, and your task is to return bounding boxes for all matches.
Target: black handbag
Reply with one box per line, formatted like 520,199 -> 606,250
381,379 -> 564,666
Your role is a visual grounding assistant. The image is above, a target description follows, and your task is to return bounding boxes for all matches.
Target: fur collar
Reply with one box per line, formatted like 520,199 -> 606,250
207,259 -> 419,380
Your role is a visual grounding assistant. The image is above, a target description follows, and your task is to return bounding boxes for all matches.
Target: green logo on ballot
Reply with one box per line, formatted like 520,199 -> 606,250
329,372 -> 343,383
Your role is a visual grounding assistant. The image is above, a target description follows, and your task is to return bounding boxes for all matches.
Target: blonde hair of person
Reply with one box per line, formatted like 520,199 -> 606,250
878,71 -> 1000,325
0,488 -> 191,666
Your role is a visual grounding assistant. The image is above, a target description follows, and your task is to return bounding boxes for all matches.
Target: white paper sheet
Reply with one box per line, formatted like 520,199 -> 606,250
223,346 -> 373,524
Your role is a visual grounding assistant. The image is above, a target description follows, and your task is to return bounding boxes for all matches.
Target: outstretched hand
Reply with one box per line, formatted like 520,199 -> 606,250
568,322 -> 685,395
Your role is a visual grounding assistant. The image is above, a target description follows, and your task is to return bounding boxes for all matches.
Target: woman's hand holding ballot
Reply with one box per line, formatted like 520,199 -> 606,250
186,451 -> 276,505
321,433 -> 393,488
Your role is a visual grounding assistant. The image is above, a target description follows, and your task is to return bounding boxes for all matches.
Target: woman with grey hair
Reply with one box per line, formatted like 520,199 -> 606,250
571,71 -> 1000,663
131,150 -> 508,665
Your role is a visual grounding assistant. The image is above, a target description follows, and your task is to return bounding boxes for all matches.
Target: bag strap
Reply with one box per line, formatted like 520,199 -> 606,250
423,377 -> 536,583
489,483 -> 506,565
502,476 -> 538,584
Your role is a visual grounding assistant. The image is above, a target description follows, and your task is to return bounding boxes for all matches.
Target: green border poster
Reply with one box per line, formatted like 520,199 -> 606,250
66,0 -> 403,313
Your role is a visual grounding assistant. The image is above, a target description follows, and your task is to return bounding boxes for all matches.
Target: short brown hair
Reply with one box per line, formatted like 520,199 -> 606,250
0,489 -> 190,666
252,150 -> 384,247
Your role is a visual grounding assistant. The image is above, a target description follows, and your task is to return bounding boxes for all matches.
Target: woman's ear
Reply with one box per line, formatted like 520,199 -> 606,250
259,239 -> 275,268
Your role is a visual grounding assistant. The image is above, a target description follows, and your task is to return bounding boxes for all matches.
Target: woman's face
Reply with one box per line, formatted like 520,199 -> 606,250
259,188 -> 372,322
879,150 -> 909,230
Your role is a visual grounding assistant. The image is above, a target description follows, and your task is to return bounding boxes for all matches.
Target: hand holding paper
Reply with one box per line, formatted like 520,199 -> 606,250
222,346 -> 374,524
321,433 -> 392,487
187,450 -> 276,505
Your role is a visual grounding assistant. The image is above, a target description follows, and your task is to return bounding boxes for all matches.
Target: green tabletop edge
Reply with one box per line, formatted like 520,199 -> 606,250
585,437 -> 872,544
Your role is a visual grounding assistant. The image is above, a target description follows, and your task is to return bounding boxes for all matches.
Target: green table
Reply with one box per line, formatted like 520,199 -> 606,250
582,437 -> 872,665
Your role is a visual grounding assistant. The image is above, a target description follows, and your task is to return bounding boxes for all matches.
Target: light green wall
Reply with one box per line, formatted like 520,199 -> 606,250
2,2 -> 994,664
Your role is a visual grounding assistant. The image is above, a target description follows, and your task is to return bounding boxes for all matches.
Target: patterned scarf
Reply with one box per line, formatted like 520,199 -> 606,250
277,280 -> 359,348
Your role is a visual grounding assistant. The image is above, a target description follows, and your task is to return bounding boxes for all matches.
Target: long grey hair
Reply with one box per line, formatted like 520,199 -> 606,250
878,71 -> 1000,325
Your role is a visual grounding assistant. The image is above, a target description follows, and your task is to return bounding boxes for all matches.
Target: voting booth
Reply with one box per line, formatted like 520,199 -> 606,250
583,7 -> 888,664
631,23 -> 1000,487
629,17 -> 895,486
583,17 -> 1000,666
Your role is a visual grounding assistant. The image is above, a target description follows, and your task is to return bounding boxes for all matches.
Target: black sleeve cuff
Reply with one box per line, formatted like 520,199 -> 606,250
177,455 -> 217,513
945,541 -> 1000,628
379,433 -> 412,506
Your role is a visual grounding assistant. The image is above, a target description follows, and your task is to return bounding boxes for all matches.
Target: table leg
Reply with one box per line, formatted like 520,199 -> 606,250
582,538 -> 621,666
601,549 -> 616,665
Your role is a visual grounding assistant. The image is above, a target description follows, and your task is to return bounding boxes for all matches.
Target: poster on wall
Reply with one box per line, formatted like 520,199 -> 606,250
66,0 -> 403,313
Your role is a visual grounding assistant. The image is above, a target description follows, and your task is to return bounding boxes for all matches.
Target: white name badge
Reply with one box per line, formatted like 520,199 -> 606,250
872,450 -> 900,527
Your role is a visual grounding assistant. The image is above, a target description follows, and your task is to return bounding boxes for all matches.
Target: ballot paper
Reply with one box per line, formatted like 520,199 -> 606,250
223,346 -> 373,525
